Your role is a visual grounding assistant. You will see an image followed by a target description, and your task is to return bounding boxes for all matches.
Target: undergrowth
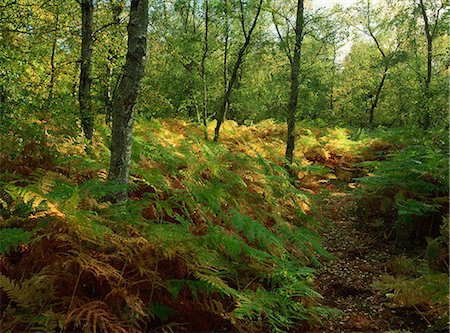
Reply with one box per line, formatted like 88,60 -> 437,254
352,128 -> 449,330
1,118 -> 448,332
0,118 -> 340,332
354,128 -> 448,250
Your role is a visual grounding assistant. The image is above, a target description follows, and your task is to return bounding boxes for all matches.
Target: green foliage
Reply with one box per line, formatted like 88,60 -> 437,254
354,129 -> 449,331
358,144 -> 448,194
148,303 -> 177,321
0,228 -> 31,255
373,269 -> 448,326
355,131 -> 449,250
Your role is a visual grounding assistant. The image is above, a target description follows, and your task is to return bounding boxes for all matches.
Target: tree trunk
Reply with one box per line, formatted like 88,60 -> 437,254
213,0 -> 263,142
108,0 -> 149,203
366,13 -> 389,128
186,62 -> 195,119
285,0 -> 304,166
329,41 -> 336,112
47,5 -> 59,102
369,66 -> 387,125
222,0 -> 229,124
200,0 -> 209,140
419,0 -> 432,129
104,58 -> 113,123
79,0 -> 94,141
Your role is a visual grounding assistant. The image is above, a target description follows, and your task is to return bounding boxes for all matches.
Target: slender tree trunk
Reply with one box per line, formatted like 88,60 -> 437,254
329,41 -> 336,112
48,39 -> 57,101
214,0 -> 263,142
72,59 -> 79,104
186,62 -> 195,118
369,66 -> 387,125
79,0 -> 94,141
0,84 -> 4,107
47,5 -> 59,102
285,0 -> 304,166
222,0 -> 229,124
419,0 -> 432,129
108,0 -> 149,203
104,58 -> 113,123
200,0 -> 209,140
366,13 -> 390,128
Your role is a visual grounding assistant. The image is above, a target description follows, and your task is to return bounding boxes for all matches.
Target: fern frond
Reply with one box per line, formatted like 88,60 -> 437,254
228,209 -> 283,253
194,272 -> 235,297
29,310 -> 65,333
67,251 -> 122,282
0,274 -> 29,308
106,287 -> 146,317
0,273 -> 54,310
0,228 -> 31,255
67,301 -> 128,333
4,184 -> 64,217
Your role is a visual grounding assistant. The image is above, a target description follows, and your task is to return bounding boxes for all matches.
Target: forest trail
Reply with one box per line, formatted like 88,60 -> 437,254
310,184 -> 430,333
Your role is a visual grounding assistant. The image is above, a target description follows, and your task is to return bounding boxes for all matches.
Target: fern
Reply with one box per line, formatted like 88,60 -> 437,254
2,177 -> 64,218
0,272 -> 55,312
29,310 -> 65,333
0,228 -> 31,255
355,142 -> 449,249
148,302 -> 177,321
67,301 -> 128,333
227,209 -> 283,252
0,118 -> 338,332
373,273 -> 448,316
0,274 -> 29,308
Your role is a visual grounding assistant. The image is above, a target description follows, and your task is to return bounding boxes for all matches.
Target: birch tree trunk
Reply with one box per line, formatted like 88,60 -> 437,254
213,0 -> 263,142
79,0 -> 94,141
47,3 -> 59,102
285,0 -> 304,166
200,0 -> 209,140
108,0 -> 149,203
418,0 -> 433,129
369,66 -> 387,125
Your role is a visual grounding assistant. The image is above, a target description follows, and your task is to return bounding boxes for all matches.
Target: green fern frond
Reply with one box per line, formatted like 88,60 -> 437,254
228,209 -> 283,252
0,273 -> 54,311
29,310 -> 65,333
0,228 -> 31,255
0,274 -> 29,308
3,183 -> 64,217
148,302 -> 177,321
194,272 -> 236,297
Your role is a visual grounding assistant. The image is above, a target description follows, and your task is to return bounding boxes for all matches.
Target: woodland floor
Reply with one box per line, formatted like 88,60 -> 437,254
1,120 -> 447,333
309,182 -> 434,333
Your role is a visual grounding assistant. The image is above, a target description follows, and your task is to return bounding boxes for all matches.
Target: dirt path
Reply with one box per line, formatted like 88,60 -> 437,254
310,187 -> 430,333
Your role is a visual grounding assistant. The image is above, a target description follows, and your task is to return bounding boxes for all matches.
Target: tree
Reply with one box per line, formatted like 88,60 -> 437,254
213,0 -> 264,142
285,0 -> 304,166
94,0 -> 127,123
272,0 -> 304,165
416,0 -> 445,129
350,0 -> 406,126
47,1 -> 60,102
79,0 -> 94,141
200,0 -> 210,139
108,0 -> 149,203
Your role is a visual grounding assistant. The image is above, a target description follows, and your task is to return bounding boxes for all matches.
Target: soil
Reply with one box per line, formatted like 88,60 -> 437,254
309,184 -> 436,333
